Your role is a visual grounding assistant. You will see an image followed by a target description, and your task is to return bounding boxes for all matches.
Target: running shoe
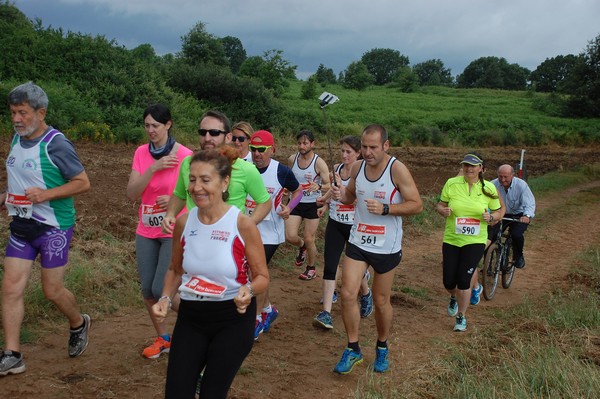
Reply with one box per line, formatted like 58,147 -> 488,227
142,336 -> 171,359
360,289 -> 373,318
68,313 -> 91,357
470,284 -> 482,306
454,313 -> 467,332
0,350 -> 25,376
299,266 -> 317,280
254,319 -> 264,341
373,346 -> 389,373
295,245 -> 307,266
313,310 -> 334,329
262,306 -> 279,333
333,348 -> 363,374
447,296 -> 458,317
514,256 -> 526,269
320,291 -> 338,304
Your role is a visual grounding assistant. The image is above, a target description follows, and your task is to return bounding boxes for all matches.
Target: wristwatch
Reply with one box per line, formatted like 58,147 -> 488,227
381,204 -> 389,216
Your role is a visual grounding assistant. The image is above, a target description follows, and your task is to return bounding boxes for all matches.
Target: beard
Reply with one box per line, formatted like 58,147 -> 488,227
14,124 -> 37,138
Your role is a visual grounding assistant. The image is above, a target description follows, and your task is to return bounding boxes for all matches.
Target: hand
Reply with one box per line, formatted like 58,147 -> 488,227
161,215 -> 176,235
307,181 -> 320,193
316,196 -> 325,207
234,285 -> 252,314
331,183 -> 342,201
519,216 -> 531,224
365,199 -> 384,215
277,203 -> 291,220
24,187 -> 47,204
155,195 -> 170,209
438,205 -> 452,217
317,205 -> 327,218
151,298 -> 170,323
483,210 -> 492,223
151,155 -> 179,173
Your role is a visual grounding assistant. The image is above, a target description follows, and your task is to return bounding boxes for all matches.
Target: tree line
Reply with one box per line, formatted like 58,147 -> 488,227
0,2 -> 598,145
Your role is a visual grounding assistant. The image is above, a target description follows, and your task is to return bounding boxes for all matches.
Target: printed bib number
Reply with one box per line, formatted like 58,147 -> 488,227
301,183 -> 312,197
180,276 -> 227,298
335,204 -> 355,223
5,193 -> 33,219
141,204 -> 166,227
353,223 -> 385,248
455,217 -> 481,235
245,199 -> 270,220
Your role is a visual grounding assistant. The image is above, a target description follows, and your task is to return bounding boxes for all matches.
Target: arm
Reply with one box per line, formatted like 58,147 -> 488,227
152,213 -> 188,322
521,181 -> 536,222
234,213 -> 269,313
331,161 -> 359,205
245,165 -> 272,225
436,201 -> 452,217
161,195 -> 186,235
25,170 -> 90,203
279,186 -> 302,219
313,157 -> 331,192
126,154 -> 180,201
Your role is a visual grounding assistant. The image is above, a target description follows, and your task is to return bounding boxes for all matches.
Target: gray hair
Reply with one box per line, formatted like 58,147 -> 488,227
8,82 -> 49,110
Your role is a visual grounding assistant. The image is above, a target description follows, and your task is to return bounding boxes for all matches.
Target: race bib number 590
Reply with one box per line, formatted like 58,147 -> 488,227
455,217 -> 481,235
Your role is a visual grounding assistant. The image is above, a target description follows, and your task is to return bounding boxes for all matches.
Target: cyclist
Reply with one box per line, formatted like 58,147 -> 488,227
436,153 -> 501,332
489,164 -> 535,269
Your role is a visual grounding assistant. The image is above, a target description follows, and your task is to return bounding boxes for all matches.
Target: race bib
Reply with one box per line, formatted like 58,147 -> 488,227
455,217 -> 481,235
180,275 -> 227,298
335,203 -> 355,223
301,183 -> 312,197
141,204 -> 166,227
353,223 -> 385,248
5,193 -> 33,219
245,199 -> 271,220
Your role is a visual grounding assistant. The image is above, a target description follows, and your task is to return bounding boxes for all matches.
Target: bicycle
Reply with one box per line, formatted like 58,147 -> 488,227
481,217 -> 524,300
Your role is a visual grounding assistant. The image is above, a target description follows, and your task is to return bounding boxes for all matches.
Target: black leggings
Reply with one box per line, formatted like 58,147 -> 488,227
442,243 -> 485,290
323,219 -> 352,280
165,298 -> 256,399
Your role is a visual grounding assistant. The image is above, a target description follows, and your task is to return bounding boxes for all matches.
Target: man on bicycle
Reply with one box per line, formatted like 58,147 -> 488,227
489,164 -> 536,269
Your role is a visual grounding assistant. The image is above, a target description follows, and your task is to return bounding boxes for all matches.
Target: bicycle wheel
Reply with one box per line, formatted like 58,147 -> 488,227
502,237 -> 515,289
482,243 -> 500,300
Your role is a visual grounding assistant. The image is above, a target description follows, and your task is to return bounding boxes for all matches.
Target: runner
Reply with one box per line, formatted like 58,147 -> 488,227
286,130 -> 330,280
0,82 -> 92,376
330,124 -> 423,374
247,130 -> 302,340
231,121 -> 253,162
152,147 -> 269,398
436,153 -> 502,331
126,104 -> 192,358
314,135 -> 372,330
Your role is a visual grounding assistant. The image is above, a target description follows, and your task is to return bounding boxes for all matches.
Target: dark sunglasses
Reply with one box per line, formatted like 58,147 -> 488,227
198,128 -> 227,137
250,145 -> 272,153
231,136 -> 247,142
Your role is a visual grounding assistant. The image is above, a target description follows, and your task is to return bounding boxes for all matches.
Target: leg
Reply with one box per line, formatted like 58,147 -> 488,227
321,220 -> 348,312
509,223 -> 528,260
40,266 -> 83,328
340,257 -> 368,343
302,218 -> 320,267
285,215 -> 304,247
1,257 -> 34,352
371,267 -> 397,342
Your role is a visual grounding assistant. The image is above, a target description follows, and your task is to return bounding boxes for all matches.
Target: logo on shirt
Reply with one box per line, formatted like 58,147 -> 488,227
189,229 -> 198,236
6,156 -> 15,167
374,191 -> 386,200
210,230 -> 231,242
22,158 -> 38,171
267,187 -> 275,194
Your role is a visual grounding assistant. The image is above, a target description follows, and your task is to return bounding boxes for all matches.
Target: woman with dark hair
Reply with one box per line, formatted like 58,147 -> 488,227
313,136 -> 372,330
153,147 -> 269,399
126,104 -> 192,358
436,152 -> 502,332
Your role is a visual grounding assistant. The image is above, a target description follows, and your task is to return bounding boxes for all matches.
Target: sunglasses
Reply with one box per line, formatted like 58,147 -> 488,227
250,145 -> 272,153
198,128 -> 227,137
231,136 -> 247,142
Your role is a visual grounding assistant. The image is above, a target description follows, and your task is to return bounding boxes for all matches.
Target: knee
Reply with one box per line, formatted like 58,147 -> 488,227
372,291 -> 390,310
304,235 -> 315,246
42,283 -> 65,302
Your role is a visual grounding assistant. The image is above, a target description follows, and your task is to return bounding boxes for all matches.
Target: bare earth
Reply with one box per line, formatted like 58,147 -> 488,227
2,140 -> 600,398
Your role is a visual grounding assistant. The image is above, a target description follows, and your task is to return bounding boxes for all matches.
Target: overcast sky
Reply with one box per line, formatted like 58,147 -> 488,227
12,0 -> 600,79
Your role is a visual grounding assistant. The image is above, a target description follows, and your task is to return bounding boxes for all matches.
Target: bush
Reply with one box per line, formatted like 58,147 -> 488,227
65,121 -> 114,142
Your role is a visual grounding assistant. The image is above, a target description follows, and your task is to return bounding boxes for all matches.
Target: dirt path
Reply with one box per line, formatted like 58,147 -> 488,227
2,142 -> 600,398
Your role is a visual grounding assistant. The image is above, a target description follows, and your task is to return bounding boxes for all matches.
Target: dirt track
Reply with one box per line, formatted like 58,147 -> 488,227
2,140 -> 600,398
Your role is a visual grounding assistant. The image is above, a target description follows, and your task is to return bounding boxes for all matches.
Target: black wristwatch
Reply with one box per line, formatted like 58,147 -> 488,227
381,204 -> 389,216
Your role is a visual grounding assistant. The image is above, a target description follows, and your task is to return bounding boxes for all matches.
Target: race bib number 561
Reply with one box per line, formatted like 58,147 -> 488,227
353,223 -> 385,248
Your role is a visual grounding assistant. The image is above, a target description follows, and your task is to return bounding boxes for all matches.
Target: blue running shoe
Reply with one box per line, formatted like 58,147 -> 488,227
254,319 -> 264,341
454,312 -> 467,332
447,296 -> 458,317
262,306 -> 279,333
470,284 -> 482,306
360,289 -> 373,318
313,310 -> 333,329
373,346 -> 389,373
333,348 -> 363,374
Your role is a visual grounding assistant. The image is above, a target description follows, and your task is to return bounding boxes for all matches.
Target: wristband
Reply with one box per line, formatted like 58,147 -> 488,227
159,295 -> 172,309
246,283 -> 254,298
489,215 -> 494,223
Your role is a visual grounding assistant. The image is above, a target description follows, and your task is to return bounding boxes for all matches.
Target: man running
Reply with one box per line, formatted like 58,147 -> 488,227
286,130 -> 330,280
247,130 -> 302,340
330,124 -> 422,374
1,82 -> 92,376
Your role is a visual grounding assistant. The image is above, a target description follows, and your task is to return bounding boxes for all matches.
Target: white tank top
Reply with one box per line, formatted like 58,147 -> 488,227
328,163 -> 355,225
291,152 -> 322,203
179,206 -> 250,301
349,157 -> 404,254
246,160 -> 286,245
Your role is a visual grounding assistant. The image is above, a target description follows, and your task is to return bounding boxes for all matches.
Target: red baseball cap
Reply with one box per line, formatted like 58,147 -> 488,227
250,130 -> 275,146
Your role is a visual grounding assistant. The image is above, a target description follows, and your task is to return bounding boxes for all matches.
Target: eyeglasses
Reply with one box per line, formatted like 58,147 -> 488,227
250,145 -> 272,153
231,136 -> 247,142
198,128 -> 227,137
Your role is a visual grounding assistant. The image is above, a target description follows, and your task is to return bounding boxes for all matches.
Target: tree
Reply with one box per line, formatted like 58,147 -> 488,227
301,75 -> 318,99
342,61 -> 373,90
530,55 -> 581,93
564,34 -> 600,117
457,56 -> 529,90
238,49 -> 297,97
412,59 -> 453,86
220,36 -> 246,74
391,66 -> 419,92
361,48 -> 409,85
179,22 -> 227,66
314,63 -> 336,85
